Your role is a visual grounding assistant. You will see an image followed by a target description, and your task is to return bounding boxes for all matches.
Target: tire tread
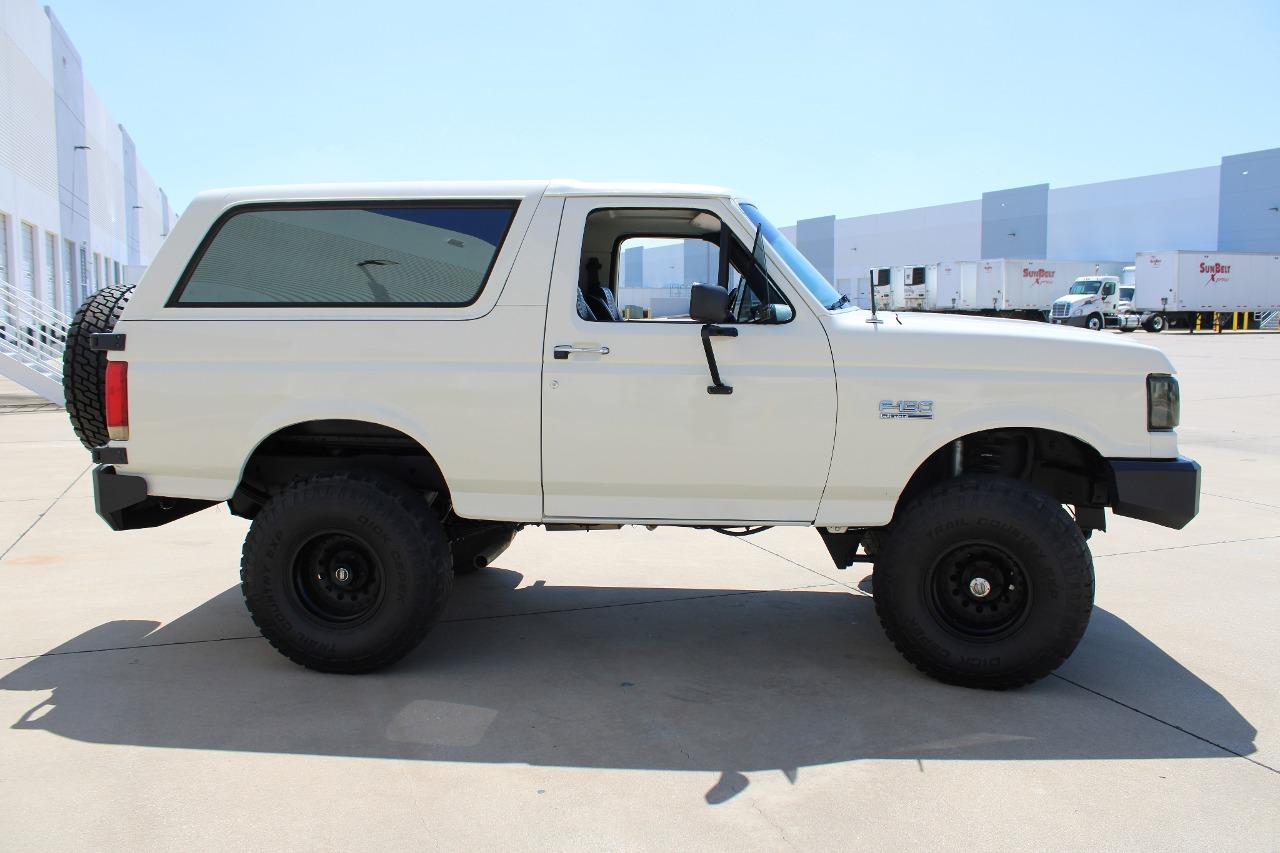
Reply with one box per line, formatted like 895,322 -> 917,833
873,476 -> 1094,690
240,471 -> 453,673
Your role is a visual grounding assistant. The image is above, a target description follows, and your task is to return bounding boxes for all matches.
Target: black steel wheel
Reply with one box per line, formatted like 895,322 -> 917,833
292,532 -> 385,625
241,472 -> 452,673
926,543 -> 1031,640
873,476 -> 1094,689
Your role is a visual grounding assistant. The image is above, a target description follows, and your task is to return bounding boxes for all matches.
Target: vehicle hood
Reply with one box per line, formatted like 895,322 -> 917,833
1053,293 -> 1104,312
822,309 -> 1174,376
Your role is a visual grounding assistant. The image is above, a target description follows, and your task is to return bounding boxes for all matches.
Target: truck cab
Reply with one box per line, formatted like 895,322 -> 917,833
1050,276 -> 1121,329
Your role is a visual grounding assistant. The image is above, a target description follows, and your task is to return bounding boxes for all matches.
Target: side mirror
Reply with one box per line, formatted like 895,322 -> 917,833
689,283 -> 729,323
753,304 -> 794,323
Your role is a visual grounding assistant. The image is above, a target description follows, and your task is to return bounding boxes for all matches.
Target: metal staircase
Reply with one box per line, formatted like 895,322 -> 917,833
0,280 -> 69,406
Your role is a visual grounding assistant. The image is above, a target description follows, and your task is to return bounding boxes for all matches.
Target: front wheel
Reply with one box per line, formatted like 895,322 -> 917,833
1086,313 -> 1104,331
872,477 -> 1094,689
241,472 -> 453,673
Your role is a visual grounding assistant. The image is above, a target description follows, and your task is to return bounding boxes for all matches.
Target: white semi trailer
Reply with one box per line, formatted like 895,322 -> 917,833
1135,251 -> 1280,329
924,259 -> 1124,319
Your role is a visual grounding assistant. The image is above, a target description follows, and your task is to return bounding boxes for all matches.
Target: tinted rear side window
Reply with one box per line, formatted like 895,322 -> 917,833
172,202 -> 518,306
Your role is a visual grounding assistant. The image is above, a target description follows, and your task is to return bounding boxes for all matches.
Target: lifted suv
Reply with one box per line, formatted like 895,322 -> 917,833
66,181 -> 1200,688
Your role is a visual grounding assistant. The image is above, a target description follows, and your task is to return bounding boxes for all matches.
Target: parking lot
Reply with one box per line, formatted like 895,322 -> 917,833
0,330 -> 1276,851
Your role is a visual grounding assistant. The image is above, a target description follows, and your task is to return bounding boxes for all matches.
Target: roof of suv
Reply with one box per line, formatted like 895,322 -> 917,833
195,180 -> 736,205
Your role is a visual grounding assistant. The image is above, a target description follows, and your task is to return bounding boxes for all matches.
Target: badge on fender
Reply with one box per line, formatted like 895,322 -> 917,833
880,400 -> 934,420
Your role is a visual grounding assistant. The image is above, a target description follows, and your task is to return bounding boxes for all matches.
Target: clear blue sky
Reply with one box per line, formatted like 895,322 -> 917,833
47,0 -> 1280,224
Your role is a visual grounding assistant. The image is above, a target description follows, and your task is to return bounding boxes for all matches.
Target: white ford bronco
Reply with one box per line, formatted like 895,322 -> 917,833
64,181 -> 1200,689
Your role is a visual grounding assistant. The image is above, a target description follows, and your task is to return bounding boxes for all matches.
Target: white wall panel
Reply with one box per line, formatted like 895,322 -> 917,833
1047,167 -> 1220,259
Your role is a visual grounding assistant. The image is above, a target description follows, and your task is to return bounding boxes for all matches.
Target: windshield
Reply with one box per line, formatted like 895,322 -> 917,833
1069,280 -> 1102,295
1119,286 -> 1135,302
738,202 -> 847,310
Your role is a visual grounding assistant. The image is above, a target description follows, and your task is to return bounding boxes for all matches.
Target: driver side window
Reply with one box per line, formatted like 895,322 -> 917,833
576,207 -> 791,323
614,235 -> 738,320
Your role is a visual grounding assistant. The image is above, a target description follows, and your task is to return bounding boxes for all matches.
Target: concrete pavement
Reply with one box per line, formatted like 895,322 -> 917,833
0,331 -> 1276,850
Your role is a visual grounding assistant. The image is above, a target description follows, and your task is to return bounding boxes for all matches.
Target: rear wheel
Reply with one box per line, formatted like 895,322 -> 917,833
1143,314 -> 1166,333
241,472 -> 452,673
873,477 -> 1094,689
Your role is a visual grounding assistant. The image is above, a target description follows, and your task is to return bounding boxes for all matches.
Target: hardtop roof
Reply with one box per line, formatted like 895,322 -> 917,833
195,180 -> 737,205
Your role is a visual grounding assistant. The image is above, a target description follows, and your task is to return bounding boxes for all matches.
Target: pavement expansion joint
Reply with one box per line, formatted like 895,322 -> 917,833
0,634 -> 265,662
1093,533 -> 1280,559
736,537 -> 873,597
0,464 -> 90,562
1051,673 -> 1279,776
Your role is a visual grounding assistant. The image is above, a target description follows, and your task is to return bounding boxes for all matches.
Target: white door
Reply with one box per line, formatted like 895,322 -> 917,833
540,197 -> 838,523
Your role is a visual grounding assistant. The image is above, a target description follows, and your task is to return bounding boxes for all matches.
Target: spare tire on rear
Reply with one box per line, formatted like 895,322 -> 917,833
62,284 -> 135,450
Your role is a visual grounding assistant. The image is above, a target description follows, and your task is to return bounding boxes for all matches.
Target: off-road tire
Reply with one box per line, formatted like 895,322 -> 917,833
1086,313 -> 1104,331
448,519 -> 519,575
873,476 -> 1094,689
241,472 -> 453,673
62,284 -> 135,449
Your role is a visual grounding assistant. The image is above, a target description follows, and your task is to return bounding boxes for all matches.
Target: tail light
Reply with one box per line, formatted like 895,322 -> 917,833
105,361 -> 129,441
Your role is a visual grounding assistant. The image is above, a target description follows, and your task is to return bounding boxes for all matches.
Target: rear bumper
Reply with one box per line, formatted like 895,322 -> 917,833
1107,456 -> 1201,530
93,465 -> 215,531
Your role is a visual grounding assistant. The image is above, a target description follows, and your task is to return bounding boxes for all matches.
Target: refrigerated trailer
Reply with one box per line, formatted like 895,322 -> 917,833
1134,252 -> 1280,324
871,265 -> 937,311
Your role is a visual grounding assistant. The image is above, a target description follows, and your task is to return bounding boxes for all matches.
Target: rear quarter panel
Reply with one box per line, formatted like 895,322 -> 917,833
109,191 -> 562,522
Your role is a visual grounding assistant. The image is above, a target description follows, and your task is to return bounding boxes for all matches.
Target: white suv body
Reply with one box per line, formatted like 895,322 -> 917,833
110,182 -> 1176,526
76,180 -> 1199,687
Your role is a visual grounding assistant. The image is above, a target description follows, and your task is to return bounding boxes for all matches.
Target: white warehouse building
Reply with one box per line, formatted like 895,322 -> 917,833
1,0 -> 176,318
780,147 -> 1280,302
615,147 -> 1279,313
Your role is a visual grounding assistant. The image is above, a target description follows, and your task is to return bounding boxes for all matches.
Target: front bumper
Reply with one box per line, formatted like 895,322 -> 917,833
1050,315 -> 1090,328
1107,456 -> 1201,530
93,465 -> 215,531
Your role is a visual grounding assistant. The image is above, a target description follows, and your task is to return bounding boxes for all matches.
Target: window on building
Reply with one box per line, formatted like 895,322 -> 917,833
63,238 -> 75,312
79,244 -> 89,302
0,212 -> 10,286
172,202 -> 519,306
0,213 -> 10,333
93,252 -> 102,293
113,260 -> 121,287
21,224 -> 36,300
44,233 -> 57,306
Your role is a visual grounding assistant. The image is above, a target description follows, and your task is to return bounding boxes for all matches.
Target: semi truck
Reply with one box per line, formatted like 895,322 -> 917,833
901,259 -> 1125,319
1052,252 -> 1280,332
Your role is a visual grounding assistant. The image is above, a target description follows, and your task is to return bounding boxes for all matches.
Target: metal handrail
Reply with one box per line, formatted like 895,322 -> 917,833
0,279 -> 72,381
